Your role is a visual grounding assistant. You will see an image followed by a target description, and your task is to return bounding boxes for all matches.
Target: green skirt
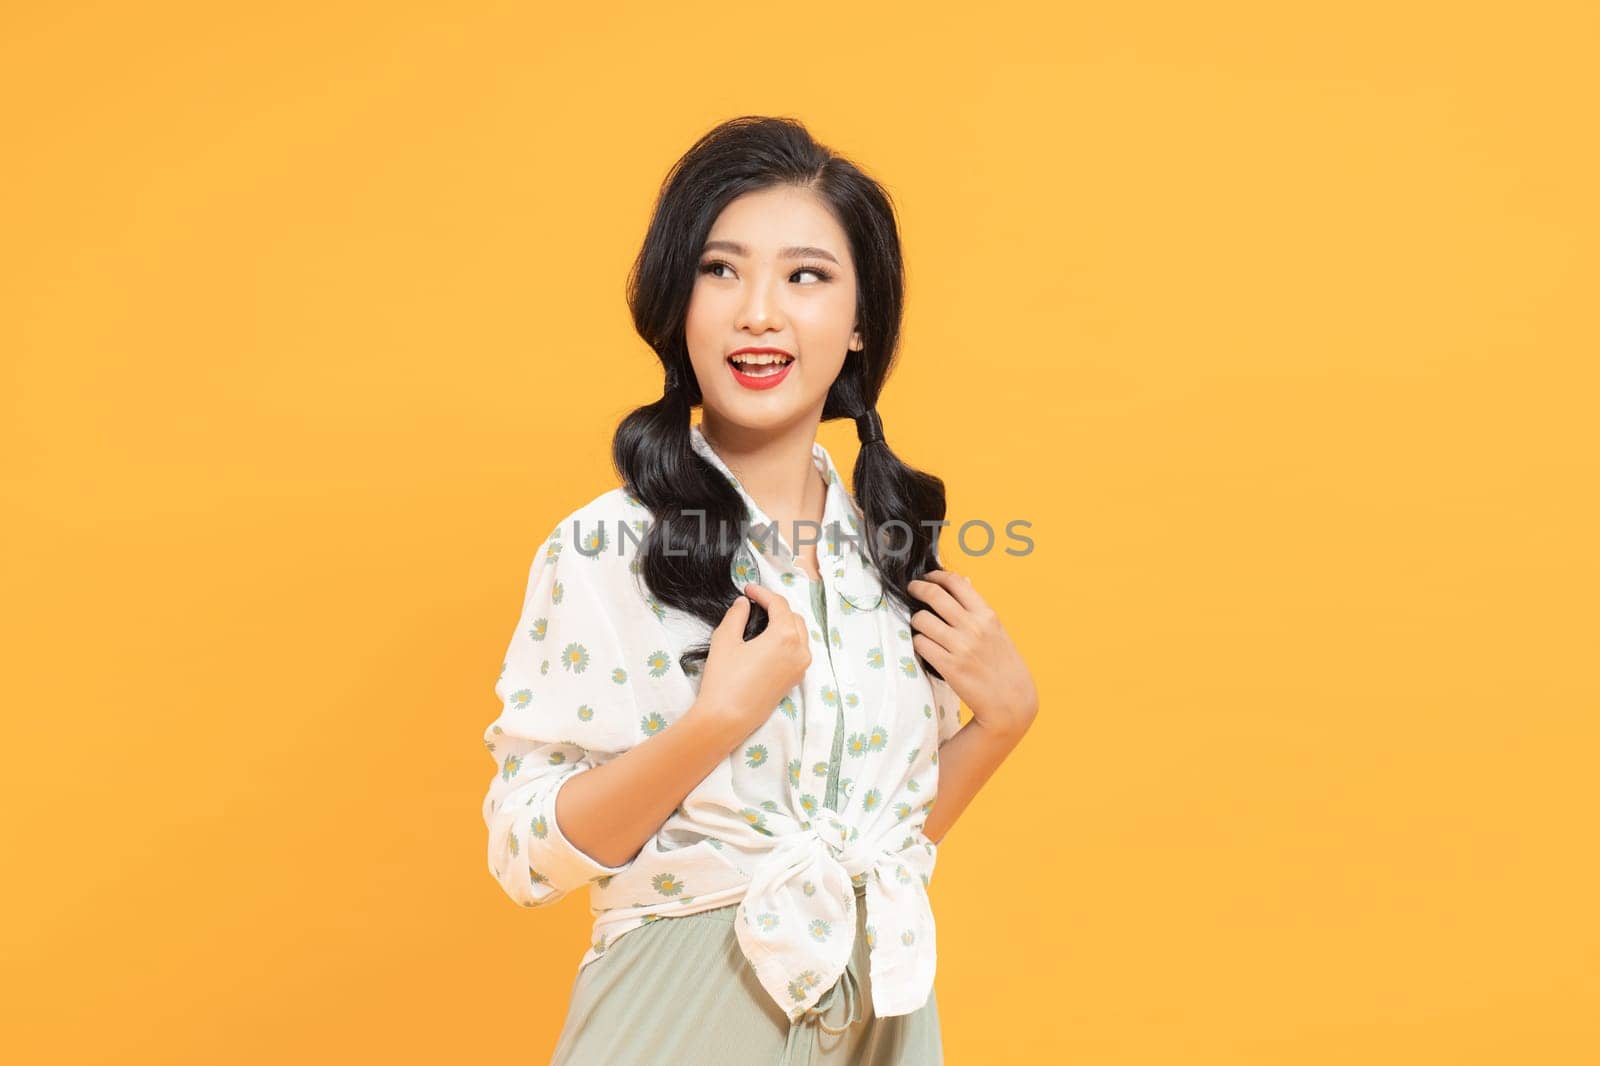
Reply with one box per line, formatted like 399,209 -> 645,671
549,882 -> 943,1065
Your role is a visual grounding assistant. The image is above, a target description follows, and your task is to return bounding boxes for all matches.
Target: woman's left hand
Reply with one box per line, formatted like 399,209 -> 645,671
907,569 -> 1039,741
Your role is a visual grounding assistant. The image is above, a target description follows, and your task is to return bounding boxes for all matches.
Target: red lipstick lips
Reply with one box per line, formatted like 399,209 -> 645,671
726,347 -> 795,391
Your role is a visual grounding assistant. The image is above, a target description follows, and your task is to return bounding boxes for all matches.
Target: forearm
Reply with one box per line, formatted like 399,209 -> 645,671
555,702 -> 746,868
922,717 -> 1029,845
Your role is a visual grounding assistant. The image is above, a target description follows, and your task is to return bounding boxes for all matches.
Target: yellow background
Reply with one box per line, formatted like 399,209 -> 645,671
4,2 -> 1596,1062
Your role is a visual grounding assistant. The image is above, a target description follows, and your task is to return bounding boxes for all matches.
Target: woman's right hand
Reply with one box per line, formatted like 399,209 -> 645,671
694,582 -> 813,738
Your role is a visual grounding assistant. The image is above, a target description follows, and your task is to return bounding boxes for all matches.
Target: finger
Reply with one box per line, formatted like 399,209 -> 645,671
907,574 -> 968,626
911,632 -> 953,673
744,581 -> 793,616
757,599 -> 804,643
921,569 -> 986,614
717,592 -> 751,633
909,606 -> 959,647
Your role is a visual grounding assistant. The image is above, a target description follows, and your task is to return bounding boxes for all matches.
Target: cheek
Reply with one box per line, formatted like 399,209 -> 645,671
683,294 -> 721,364
794,287 -> 856,335
792,305 -> 856,361
684,288 -> 708,334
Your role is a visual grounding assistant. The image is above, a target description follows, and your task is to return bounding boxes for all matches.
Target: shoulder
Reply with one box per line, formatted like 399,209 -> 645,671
545,486 -> 652,565
537,486 -> 658,615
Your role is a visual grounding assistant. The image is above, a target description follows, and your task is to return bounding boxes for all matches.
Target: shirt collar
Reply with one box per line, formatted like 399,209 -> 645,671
688,421 -> 866,566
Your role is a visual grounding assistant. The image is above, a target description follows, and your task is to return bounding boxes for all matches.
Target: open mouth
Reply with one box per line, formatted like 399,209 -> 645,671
727,353 -> 795,376
727,352 -> 796,389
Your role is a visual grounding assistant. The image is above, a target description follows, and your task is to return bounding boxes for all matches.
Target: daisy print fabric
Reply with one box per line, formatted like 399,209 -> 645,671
481,421 -> 964,1021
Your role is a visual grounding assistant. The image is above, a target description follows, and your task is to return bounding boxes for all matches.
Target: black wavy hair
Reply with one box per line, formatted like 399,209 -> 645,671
613,115 -> 948,680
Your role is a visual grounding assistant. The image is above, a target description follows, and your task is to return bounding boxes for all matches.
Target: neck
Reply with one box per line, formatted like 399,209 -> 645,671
698,413 -> 827,558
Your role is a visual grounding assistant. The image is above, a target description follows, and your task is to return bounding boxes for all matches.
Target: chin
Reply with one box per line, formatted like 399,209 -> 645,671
706,400 -> 812,432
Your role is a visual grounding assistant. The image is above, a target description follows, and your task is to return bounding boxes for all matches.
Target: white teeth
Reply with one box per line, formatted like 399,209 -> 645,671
730,353 -> 793,366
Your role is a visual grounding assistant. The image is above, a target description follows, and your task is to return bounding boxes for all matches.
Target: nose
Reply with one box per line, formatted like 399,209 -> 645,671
734,269 -> 787,335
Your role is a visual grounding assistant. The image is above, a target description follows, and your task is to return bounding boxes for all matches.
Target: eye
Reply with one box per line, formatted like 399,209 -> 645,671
794,264 -> 834,284
696,259 -> 834,284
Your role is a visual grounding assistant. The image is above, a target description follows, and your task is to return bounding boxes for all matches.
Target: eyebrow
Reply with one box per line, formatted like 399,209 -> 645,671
701,240 -> 840,266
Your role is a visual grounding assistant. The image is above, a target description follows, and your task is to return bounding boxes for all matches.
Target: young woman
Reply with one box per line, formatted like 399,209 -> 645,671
481,116 -> 1039,1064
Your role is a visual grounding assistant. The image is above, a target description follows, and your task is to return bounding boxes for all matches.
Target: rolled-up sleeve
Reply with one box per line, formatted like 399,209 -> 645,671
481,524 -> 644,907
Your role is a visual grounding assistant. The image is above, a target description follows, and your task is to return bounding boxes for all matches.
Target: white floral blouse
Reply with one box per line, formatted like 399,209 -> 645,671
480,421 -> 963,1021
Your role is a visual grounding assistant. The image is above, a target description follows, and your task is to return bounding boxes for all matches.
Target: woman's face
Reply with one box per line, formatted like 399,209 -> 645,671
685,184 -> 861,433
